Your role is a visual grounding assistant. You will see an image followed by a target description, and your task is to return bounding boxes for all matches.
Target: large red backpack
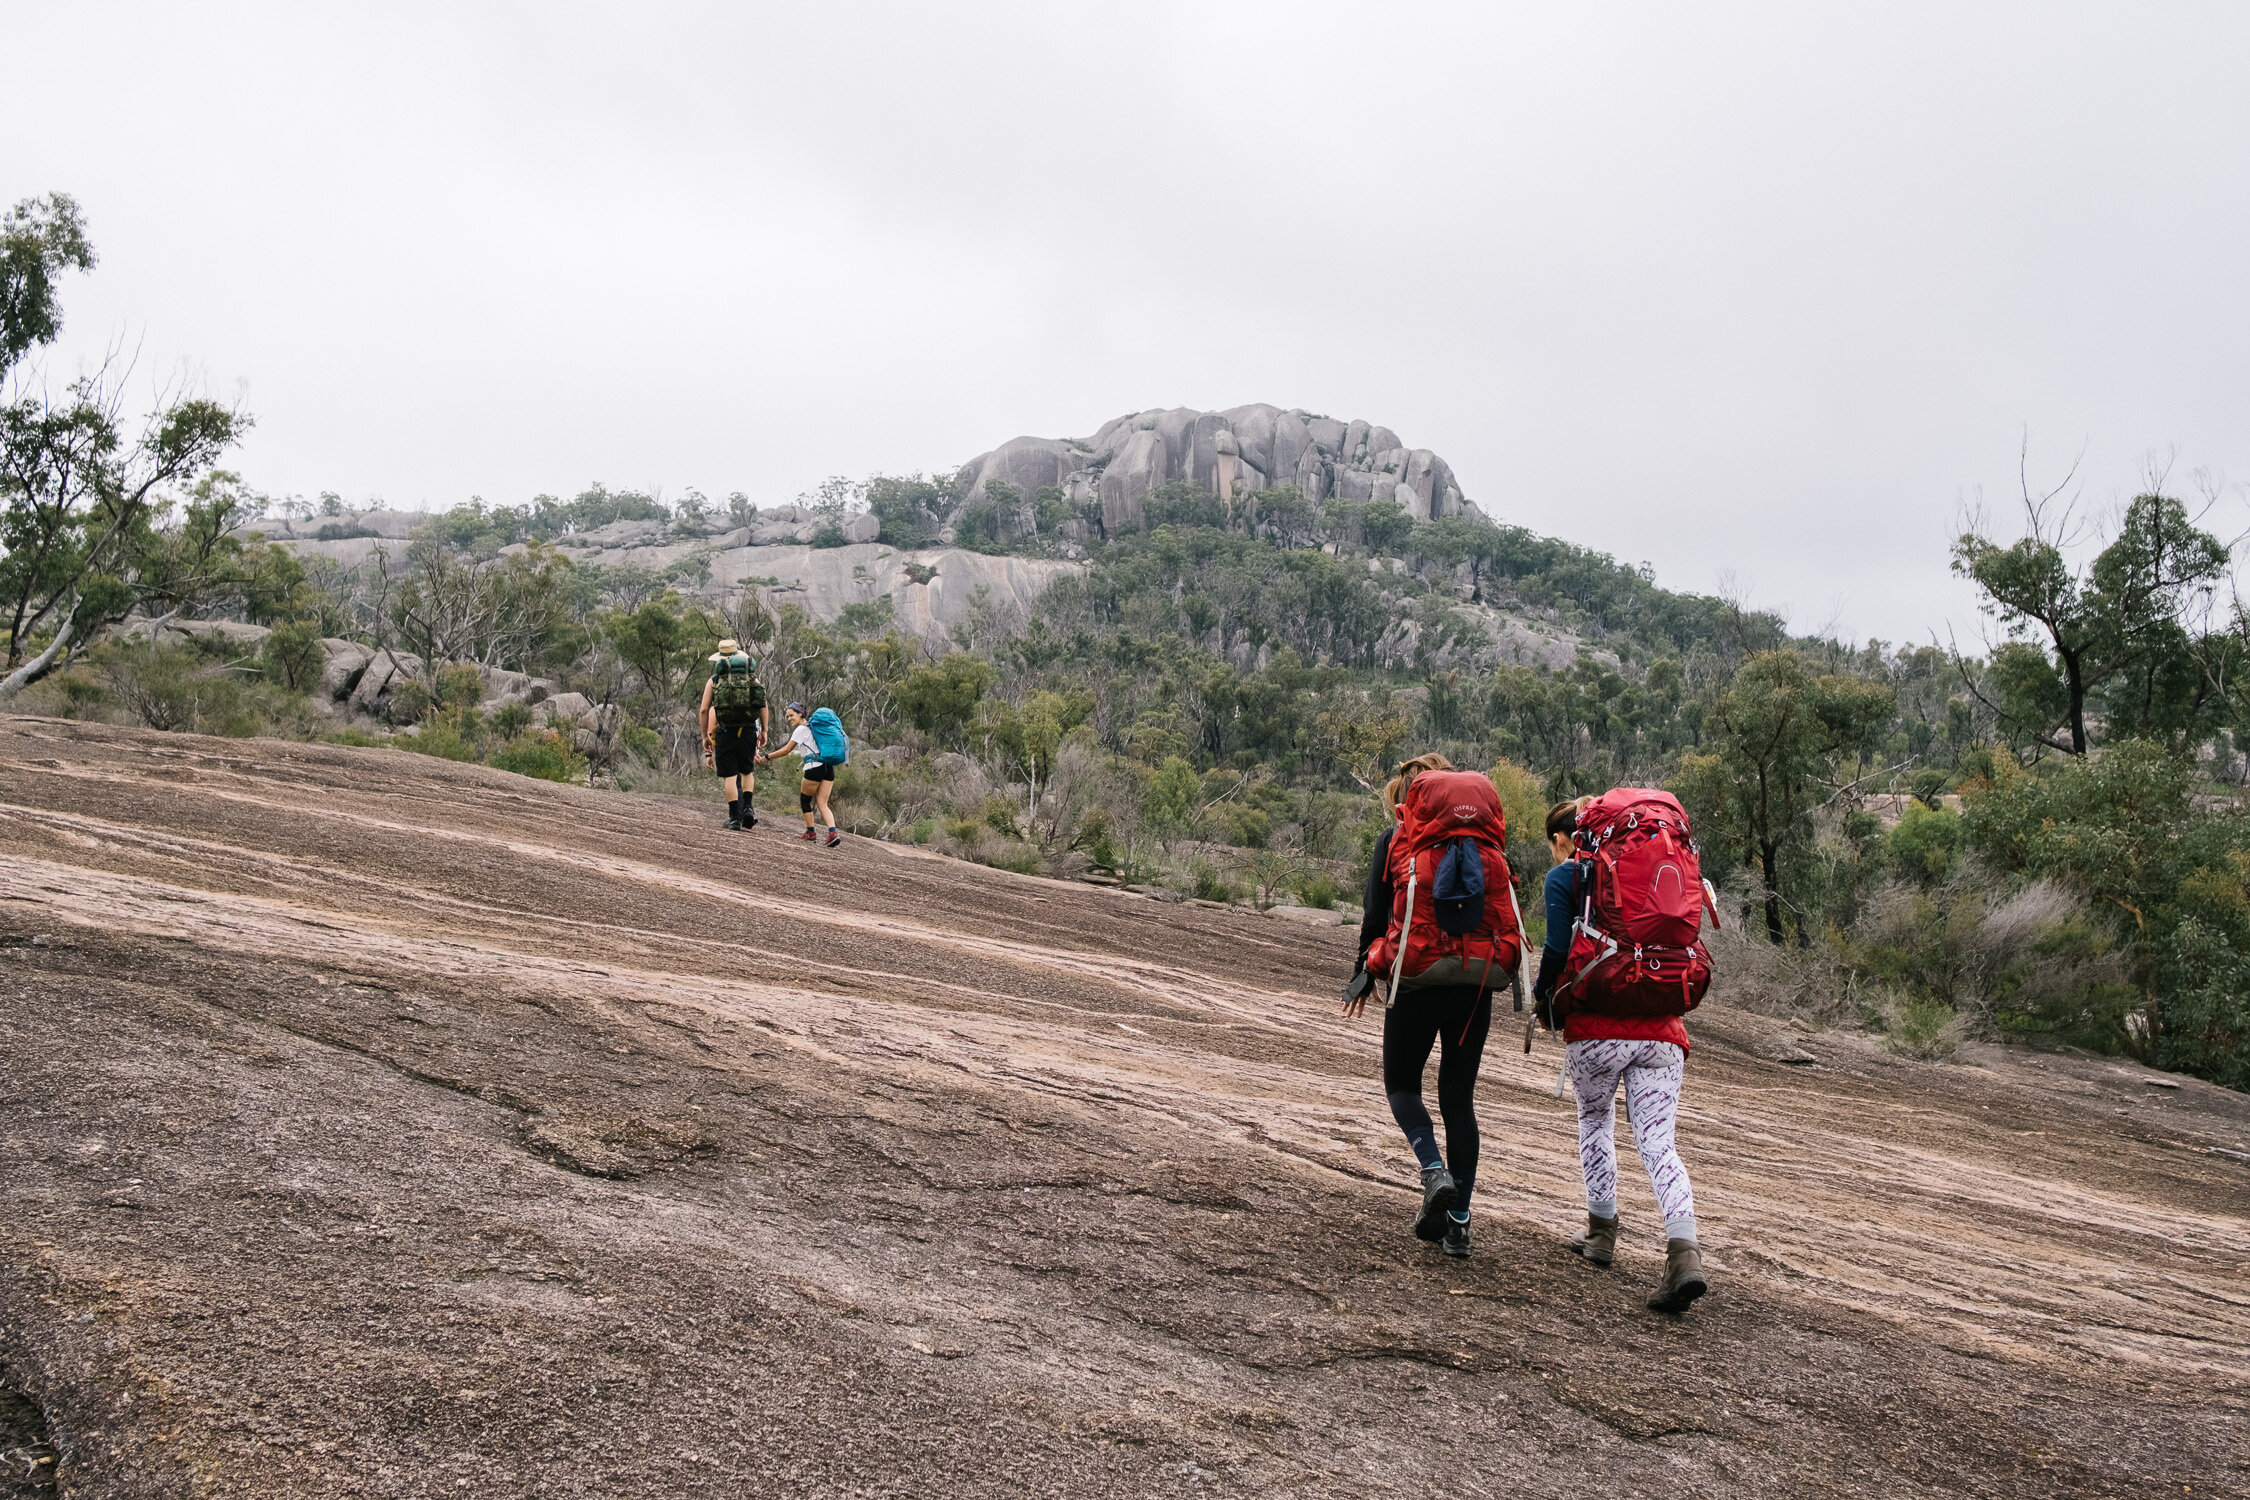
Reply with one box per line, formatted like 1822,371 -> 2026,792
1557,788 -> 1714,1018
1366,771 -> 1523,999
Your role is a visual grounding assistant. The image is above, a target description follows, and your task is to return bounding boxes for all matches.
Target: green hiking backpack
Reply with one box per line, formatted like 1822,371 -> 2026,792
711,653 -> 765,727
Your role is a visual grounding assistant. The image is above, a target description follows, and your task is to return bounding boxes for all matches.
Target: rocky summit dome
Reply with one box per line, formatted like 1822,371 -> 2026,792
955,403 -> 1479,542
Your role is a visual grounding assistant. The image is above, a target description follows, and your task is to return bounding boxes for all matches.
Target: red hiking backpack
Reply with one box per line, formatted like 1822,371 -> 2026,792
1366,771 -> 1523,998
1557,788 -> 1714,1019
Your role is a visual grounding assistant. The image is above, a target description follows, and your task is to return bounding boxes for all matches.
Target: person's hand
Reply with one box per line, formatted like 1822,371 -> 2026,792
1532,986 -> 1563,1032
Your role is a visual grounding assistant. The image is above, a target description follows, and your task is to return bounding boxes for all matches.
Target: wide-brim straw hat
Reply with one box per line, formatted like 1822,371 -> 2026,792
710,637 -> 743,661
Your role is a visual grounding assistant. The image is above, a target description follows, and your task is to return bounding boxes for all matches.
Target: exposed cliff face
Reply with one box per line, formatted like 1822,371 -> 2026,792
276,526 -> 1076,653
955,404 -> 1477,541
578,539 -> 1077,647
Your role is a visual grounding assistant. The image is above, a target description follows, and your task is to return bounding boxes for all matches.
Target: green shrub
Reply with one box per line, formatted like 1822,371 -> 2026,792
838,763 -> 904,820
1882,992 -> 1964,1060
2155,914 -> 2250,1089
1908,766 -> 1951,807
1845,877 -> 2126,1041
620,721 -> 662,764
386,678 -> 432,725
491,700 -> 536,739
96,643 -> 212,731
896,653 -> 995,742
17,661 -> 118,719
259,620 -> 325,693
435,662 -> 485,710
909,817 -> 936,845
1296,872 -> 1341,910
325,727 -> 385,747
490,730 -> 584,783
1191,863 -> 1234,903
983,844 -> 1042,876
209,683 -> 319,740
1887,802 -> 1962,883
1962,739 -> 2250,1074
1210,802 -> 1272,848
979,794 -> 1021,838
1075,808 -> 1119,870
401,713 -> 477,762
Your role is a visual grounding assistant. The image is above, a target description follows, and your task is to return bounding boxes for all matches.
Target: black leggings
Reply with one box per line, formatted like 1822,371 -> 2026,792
1381,985 -> 1492,1208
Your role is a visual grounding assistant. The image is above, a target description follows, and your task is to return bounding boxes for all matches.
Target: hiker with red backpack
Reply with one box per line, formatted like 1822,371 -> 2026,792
1533,791 -> 1719,1314
1350,754 -> 1525,1260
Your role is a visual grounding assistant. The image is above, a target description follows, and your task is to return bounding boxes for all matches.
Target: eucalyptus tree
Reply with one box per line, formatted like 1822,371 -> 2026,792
1953,479 -> 2230,755
1674,649 -> 1895,944
0,194 -> 246,698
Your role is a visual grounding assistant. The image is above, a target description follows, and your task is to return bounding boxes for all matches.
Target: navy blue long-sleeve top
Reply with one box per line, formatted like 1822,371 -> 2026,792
1532,860 -> 1580,1000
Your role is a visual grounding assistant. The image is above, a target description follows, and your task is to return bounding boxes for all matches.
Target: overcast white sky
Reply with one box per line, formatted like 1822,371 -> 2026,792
7,2 -> 2248,645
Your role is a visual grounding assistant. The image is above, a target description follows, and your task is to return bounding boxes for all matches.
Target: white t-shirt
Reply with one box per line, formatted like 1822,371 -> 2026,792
789,723 -> 822,767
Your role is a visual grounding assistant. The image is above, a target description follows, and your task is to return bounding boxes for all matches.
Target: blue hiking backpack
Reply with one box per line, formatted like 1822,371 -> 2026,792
807,707 -> 849,765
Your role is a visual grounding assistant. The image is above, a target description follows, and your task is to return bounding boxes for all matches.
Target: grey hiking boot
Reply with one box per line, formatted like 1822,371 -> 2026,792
1648,1239 -> 1708,1314
1440,1212 -> 1472,1259
1571,1212 -> 1619,1267
1413,1165 -> 1458,1241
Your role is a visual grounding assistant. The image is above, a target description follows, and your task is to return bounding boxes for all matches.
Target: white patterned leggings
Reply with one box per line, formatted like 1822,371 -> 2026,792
1567,1038 -> 1699,1242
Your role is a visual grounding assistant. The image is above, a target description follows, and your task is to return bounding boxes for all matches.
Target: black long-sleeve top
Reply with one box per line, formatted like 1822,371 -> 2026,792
1356,825 -> 1398,968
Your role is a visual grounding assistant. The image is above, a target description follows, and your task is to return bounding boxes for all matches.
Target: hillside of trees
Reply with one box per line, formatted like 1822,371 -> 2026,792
5,192 -> 2248,1089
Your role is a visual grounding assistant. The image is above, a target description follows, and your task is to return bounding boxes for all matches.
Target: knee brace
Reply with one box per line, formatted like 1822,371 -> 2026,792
800,792 -> 814,813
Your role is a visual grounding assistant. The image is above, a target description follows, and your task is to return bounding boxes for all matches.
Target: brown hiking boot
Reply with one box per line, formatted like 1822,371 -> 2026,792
1571,1213 -> 1618,1267
1647,1238 -> 1708,1314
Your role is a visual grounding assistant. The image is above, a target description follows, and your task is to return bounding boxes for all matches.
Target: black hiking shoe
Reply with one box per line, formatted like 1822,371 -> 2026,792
1413,1165 -> 1457,1241
1441,1212 -> 1472,1259
724,812 -> 744,831
740,809 -> 757,830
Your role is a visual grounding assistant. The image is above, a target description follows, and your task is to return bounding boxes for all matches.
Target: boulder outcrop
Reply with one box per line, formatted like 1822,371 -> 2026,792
955,404 -> 1478,538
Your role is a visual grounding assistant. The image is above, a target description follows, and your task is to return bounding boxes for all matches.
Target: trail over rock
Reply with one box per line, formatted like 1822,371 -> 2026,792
1,716 -> 2244,1496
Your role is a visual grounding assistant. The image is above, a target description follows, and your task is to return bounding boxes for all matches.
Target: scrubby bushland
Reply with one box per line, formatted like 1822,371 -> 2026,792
6,217 -> 2246,1081
1956,741 -> 2250,1085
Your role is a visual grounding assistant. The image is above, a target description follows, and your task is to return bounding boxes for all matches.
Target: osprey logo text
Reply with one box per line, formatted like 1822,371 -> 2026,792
1452,804 -> 1478,822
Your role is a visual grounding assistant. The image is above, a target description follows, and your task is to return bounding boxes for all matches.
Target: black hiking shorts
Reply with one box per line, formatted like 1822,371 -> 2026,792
801,761 -> 835,783
713,725 -> 759,779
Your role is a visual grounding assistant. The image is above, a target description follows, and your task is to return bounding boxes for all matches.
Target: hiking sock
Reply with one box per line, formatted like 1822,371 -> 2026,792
1664,1216 -> 1699,1244
1387,1092 -> 1444,1171
726,798 -> 740,822
1589,1197 -> 1620,1221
